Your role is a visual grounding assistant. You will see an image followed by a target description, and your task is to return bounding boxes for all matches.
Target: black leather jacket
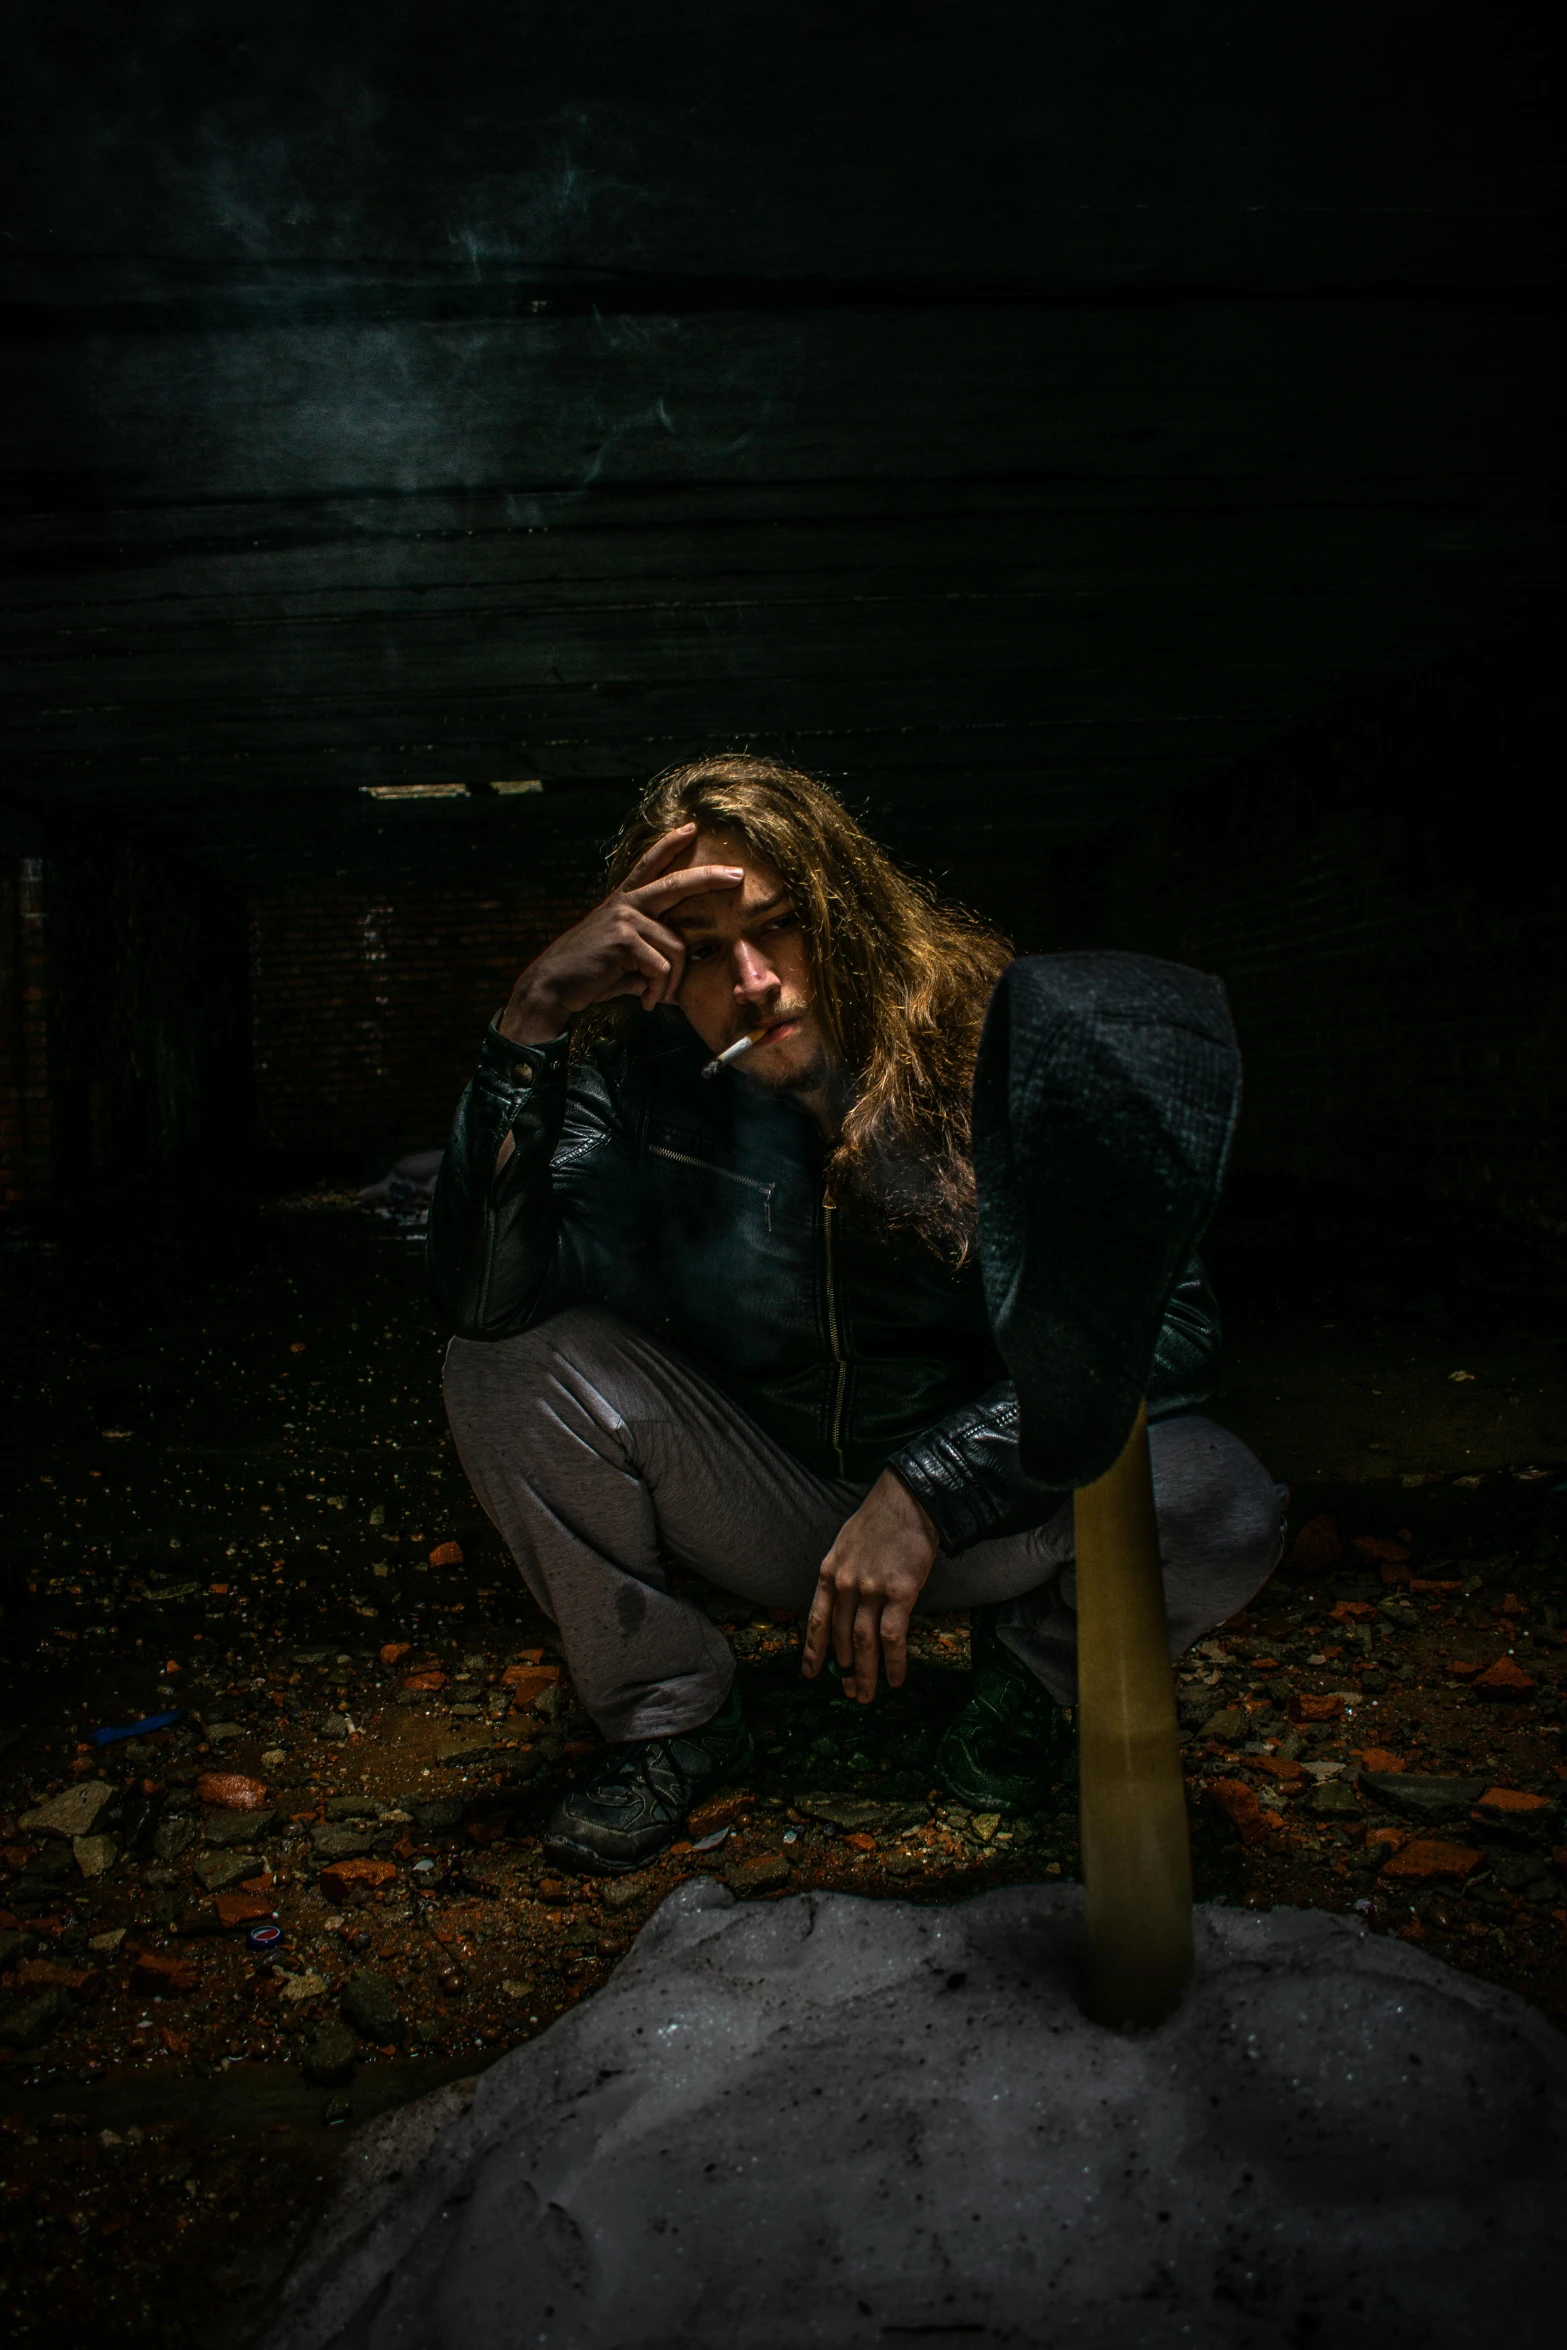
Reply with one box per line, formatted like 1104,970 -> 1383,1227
427,1012 -> 1221,1553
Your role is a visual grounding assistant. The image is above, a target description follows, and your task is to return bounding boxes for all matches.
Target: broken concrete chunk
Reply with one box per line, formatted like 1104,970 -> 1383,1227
1361,1772 -> 1488,1823
73,1832 -> 120,1877
0,1986 -> 75,2049
793,1794 -> 927,1834
192,1851 -> 261,1894
22,1781 -> 114,1840
205,1808 -> 277,1846
311,1822 -> 375,1861
340,1968 -> 406,2044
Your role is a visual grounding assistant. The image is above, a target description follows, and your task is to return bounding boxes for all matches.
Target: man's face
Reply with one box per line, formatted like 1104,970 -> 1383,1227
664,826 -> 834,1096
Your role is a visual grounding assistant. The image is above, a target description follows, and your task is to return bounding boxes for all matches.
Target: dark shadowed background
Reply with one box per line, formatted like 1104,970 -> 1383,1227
0,2 -> 1561,1214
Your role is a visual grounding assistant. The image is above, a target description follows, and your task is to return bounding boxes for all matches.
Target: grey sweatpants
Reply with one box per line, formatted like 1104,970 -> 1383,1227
443,1308 -> 1286,1742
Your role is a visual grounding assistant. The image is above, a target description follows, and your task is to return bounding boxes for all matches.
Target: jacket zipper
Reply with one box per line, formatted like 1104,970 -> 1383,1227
648,1145 -> 775,1232
822,1188 -> 848,1475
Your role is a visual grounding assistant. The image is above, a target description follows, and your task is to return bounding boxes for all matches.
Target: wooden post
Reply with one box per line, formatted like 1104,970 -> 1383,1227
1074,1401 -> 1194,2027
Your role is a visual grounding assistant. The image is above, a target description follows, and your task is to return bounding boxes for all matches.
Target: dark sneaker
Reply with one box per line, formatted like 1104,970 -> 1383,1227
543,1681 -> 755,1875
935,1606 -> 1076,1814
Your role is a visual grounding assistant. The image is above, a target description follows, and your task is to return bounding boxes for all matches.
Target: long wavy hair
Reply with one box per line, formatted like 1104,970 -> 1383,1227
593,754 -> 1012,1260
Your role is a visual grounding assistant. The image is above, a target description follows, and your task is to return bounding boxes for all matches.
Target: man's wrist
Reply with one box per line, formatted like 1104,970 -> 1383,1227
497,986 -> 571,1046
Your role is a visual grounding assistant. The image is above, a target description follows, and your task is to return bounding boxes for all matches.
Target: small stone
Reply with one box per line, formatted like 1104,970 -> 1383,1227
404,1796 -> 463,1834
205,1808 -> 277,1846
380,1642 -> 413,1666
154,1816 -> 196,1862
1472,1658 -> 1536,1701
403,1670 -> 448,1693
504,1666 -> 562,1710
725,1853 -> 792,1894
73,1833 -> 119,1878
970,1814 -> 1002,1842
325,1795 -> 382,1821
0,1986 -> 74,2048
21,1781 -> 114,1840
311,1823 -> 375,1861
214,1891 -> 275,1931
318,1713 -> 351,1741
261,1748 -> 288,1769
602,1876 -> 653,1911
319,1856 -> 399,1903
196,1772 -> 269,1811
1200,1707 -> 1249,1743
192,1851 -> 260,1894
1378,1838 -> 1484,1886
1309,1782 -> 1361,1816
300,2019 -> 358,2087
340,1967 -> 406,2043
280,1971 -> 328,2005
203,1721 -> 246,1745
428,1541 -> 464,1568
500,1978 -> 535,2000
89,1927 -> 126,1953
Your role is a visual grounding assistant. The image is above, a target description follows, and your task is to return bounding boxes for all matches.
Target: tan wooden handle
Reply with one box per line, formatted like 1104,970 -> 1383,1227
1074,1400 -> 1194,2027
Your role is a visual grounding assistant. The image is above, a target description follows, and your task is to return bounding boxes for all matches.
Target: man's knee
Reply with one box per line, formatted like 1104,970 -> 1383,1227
1148,1415 -> 1285,1576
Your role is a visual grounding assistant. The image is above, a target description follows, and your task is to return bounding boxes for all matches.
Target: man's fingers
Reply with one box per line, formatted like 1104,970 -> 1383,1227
624,862 -> 745,916
880,1602 -> 911,1690
620,823 -> 698,891
801,1577 -> 834,1677
831,1578 -> 858,1672
850,1602 -> 881,1705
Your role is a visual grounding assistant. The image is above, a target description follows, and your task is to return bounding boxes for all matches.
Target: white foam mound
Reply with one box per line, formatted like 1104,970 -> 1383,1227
268,1883 -> 1567,2350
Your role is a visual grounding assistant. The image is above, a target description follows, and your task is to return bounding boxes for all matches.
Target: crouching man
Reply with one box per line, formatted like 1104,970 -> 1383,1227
430,755 -> 1284,1873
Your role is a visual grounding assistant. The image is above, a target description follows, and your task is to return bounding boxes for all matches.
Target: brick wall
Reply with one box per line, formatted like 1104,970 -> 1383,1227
248,886 -> 591,1172
0,840 -> 249,1208
1054,640 -> 1567,1236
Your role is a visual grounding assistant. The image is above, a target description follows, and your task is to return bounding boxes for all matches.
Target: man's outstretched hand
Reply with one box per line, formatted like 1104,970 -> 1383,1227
497,823 -> 743,1045
802,1469 -> 940,1703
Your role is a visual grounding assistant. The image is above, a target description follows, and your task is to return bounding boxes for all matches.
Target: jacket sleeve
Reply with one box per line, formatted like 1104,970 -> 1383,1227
427,1023 -> 635,1339
887,1256 -> 1223,1555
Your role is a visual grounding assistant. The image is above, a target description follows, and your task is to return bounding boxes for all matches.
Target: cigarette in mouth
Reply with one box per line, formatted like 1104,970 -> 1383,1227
701,1025 -> 771,1080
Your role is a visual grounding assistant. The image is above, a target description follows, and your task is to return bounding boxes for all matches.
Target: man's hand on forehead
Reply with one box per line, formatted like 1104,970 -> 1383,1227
497,821 -> 743,1046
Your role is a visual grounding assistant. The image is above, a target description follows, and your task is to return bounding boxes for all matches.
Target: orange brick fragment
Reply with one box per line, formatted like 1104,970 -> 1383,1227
1366,1826 -> 1406,1854
505,1666 -> 562,1709
1353,1748 -> 1404,1774
131,1949 -> 200,1996
1251,1756 -> 1306,1785
1287,1691 -> 1345,1724
1409,1577 -> 1461,1594
379,1641 -> 413,1666
1472,1657 -> 1536,1700
403,1669 -> 448,1693
689,1792 -> 756,1835
1378,1838 -> 1483,1887
1446,1659 -> 1484,1680
319,1856 -> 398,1903
14,1957 -> 93,1992
428,1541 -> 464,1568
1206,1777 -> 1271,1846
1473,1787 -> 1554,1820
214,1892 -> 274,1931
196,1772 -> 268,1811
1331,1599 -> 1378,1623
1353,1535 -> 1411,1565
843,1832 -> 877,1853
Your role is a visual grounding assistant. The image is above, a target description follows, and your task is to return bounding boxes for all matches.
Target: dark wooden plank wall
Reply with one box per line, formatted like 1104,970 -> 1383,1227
0,4 -> 1557,887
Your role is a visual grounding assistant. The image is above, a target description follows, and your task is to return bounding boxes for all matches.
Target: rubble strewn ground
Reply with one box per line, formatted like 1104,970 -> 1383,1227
1,1192 -> 1564,2345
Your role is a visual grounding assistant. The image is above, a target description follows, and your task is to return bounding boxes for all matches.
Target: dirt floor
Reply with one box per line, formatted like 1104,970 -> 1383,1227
1,1181 -> 1564,2345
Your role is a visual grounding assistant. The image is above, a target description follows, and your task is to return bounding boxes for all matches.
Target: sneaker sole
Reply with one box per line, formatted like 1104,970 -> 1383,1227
541,1827 -> 674,1877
